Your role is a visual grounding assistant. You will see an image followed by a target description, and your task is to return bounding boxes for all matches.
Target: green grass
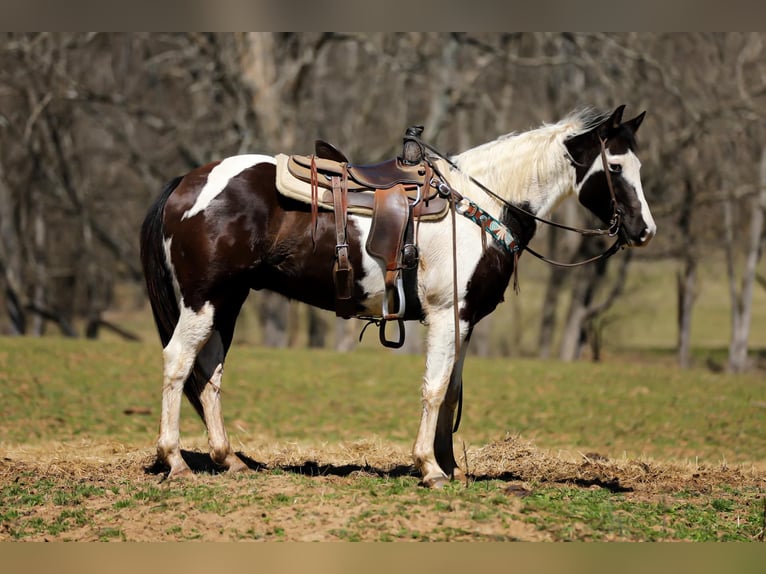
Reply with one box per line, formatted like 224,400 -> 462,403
1,335 -> 765,541
1,337 -> 765,465
520,486 -> 764,542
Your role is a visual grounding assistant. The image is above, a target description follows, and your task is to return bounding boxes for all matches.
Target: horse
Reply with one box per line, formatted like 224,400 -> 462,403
139,105 -> 656,487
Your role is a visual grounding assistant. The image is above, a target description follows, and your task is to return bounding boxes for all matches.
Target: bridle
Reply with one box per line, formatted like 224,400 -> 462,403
523,136 -> 623,267
415,135 -> 625,267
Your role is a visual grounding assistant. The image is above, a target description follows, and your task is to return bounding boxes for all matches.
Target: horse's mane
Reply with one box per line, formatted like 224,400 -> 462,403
451,108 -> 607,209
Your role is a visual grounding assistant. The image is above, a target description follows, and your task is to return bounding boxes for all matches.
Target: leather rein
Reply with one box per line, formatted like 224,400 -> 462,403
416,135 -> 625,267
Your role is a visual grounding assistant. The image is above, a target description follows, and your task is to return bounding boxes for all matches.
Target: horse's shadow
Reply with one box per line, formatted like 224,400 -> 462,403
144,450 -> 632,493
144,449 -> 418,480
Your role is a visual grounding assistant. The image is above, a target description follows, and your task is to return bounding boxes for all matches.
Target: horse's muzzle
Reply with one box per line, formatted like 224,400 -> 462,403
622,224 -> 655,247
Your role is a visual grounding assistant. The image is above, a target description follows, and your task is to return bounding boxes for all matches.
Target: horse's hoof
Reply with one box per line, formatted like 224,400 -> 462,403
166,465 -> 193,480
422,475 -> 450,489
225,455 -> 250,474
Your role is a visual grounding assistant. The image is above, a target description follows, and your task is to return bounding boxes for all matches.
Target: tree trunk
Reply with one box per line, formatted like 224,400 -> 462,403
0,164 -> 26,335
306,307 -> 328,348
559,295 -> 589,361
31,204 -> 47,336
258,291 -> 290,348
559,238 -> 632,361
538,229 -> 568,359
470,316 -> 492,357
335,317 -> 357,352
559,238 -> 608,361
676,259 -> 697,369
241,34 -> 291,348
395,321 -> 424,355
676,178 -> 698,369
726,148 -> 766,373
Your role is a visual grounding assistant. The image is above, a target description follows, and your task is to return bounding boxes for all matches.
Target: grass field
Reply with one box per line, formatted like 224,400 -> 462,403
1,336 -> 765,541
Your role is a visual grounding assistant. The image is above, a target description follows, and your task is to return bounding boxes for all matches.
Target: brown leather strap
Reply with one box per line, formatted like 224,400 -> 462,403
310,155 -> 319,247
332,167 -> 354,304
449,191 -> 461,358
332,170 -> 349,274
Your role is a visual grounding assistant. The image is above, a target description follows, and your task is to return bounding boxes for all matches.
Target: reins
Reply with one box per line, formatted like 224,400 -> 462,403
415,135 -> 625,267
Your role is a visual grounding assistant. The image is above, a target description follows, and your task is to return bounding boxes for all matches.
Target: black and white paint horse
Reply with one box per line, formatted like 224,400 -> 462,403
140,105 -> 655,487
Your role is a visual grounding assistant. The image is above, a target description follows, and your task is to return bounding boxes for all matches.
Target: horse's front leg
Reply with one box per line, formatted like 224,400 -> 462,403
433,329 -> 472,484
412,308 -> 470,488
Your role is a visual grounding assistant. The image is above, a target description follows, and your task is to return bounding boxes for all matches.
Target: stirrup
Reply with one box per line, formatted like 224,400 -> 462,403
381,274 -> 407,320
379,318 -> 405,349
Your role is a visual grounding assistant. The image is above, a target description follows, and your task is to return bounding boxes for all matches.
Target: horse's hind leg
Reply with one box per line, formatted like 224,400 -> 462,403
158,302 -> 215,477
196,335 -> 248,473
192,289 -> 250,473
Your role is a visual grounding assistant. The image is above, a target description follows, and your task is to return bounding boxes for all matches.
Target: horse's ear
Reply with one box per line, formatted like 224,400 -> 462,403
624,111 -> 646,134
597,105 -> 625,135
610,105 -> 626,127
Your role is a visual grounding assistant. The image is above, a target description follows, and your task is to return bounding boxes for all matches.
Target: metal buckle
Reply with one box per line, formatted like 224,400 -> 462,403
437,181 -> 452,197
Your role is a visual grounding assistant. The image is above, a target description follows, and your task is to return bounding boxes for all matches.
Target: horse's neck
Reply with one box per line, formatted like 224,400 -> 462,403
451,132 -> 575,221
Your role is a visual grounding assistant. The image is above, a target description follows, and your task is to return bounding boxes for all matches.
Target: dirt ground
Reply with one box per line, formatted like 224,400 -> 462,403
2,435 -> 765,541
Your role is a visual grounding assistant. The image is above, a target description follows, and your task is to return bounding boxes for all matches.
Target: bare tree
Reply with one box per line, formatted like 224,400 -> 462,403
725,150 -> 766,372
2,32 -> 765,367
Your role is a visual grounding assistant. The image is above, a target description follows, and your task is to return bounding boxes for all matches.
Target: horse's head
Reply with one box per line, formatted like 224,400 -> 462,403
564,105 -> 656,247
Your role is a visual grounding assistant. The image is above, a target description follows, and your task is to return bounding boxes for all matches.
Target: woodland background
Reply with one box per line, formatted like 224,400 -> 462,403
0,32 -> 765,371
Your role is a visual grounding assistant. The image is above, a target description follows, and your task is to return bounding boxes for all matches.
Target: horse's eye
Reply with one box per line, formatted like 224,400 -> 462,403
608,164 -> 622,174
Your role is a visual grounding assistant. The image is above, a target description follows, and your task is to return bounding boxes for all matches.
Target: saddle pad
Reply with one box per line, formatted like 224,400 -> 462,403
275,153 -> 375,215
275,154 -> 450,221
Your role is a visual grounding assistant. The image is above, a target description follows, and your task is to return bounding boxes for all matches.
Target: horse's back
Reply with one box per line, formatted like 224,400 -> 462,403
160,156 -> 365,312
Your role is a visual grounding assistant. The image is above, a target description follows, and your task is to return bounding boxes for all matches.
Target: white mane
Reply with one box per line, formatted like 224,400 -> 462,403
449,109 -> 606,217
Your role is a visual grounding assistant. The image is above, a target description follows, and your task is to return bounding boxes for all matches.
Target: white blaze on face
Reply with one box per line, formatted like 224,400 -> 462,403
182,154 -> 276,220
619,150 -> 657,244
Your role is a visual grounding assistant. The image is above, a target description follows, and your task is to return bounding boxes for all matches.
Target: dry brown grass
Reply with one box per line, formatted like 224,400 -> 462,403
2,436 -> 764,542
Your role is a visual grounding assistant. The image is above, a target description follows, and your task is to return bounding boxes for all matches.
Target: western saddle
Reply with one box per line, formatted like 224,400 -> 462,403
282,126 -> 451,347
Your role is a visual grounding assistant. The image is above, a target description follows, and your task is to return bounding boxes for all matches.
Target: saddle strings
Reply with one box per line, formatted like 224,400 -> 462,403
310,155 -> 319,248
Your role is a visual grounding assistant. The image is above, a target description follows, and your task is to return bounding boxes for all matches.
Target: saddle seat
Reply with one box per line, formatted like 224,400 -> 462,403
313,139 -> 431,190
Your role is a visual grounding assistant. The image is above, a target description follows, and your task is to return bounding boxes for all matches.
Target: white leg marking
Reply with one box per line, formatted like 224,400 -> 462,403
412,307 -> 470,486
196,332 -> 248,471
157,300 -> 215,475
433,333 -> 472,482
182,154 -> 276,220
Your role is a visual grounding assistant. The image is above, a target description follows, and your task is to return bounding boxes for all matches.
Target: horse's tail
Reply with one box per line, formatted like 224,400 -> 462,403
140,176 -> 183,348
139,176 -> 208,421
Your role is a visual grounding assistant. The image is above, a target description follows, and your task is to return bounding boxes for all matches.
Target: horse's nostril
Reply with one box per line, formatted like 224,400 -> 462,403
639,226 -> 655,245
